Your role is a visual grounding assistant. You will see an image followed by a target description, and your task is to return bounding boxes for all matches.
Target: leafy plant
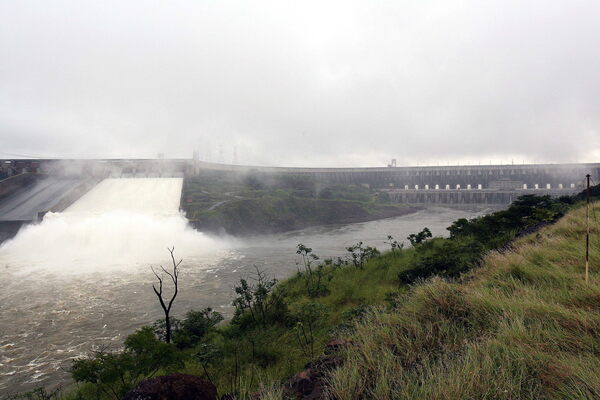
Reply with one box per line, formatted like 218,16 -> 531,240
385,235 -> 404,254
296,243 -> 330,297
174,308 -> 224,348
406,227 -> 432,246
346,241 -> 380,269
232,266 -> 285,327
1,387 -> 62,400
291,302 -> 328,358
71,327 -> 184,399
195,343 -> 222,384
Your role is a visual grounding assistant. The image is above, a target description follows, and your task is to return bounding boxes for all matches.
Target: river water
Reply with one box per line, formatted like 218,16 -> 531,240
0,178 -> 493,394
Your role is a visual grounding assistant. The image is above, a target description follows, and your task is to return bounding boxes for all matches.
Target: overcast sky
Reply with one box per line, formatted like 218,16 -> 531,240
1,0 -> 599,167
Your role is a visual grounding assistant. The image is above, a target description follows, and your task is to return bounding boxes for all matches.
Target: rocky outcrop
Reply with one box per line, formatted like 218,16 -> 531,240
122,373 -> 217,400
251,339 -> 352,400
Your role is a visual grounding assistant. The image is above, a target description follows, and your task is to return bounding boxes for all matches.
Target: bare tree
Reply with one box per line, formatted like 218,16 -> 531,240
151,247 -> 181,344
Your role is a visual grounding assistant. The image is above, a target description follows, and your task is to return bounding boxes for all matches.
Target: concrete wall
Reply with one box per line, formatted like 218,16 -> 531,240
2,159 -> 599,205
0,173 -> 43,201
3,159 -> 597,190
189,160 -> 599,190
49,177 -> 100,213
384,188 -> 577,205
0,220 -> 29,244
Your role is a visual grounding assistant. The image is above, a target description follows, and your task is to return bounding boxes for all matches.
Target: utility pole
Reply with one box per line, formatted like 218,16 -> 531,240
585,174 -> 591,283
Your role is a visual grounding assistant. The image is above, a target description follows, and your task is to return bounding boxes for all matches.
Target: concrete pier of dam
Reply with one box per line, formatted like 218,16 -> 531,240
0,173 -> 100,243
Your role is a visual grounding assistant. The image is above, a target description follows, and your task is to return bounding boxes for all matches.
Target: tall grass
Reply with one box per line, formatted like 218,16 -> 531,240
325,202 -> 600,400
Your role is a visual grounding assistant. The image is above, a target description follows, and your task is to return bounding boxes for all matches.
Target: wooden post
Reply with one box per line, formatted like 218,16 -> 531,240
586,174 -> 591,283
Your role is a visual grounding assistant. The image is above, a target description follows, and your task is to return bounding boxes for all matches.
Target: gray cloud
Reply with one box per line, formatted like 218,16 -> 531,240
1,0 -> 599,166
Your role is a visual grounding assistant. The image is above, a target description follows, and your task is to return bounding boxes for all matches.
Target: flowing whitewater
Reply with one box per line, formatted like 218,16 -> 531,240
0,180 -> 492,394
0,178 -> 225,273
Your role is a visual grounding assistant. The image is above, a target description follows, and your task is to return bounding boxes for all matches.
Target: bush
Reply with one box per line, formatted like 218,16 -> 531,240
71,327 -> 184,399
398,238 -> 484,284
398,194 -> 573,285
1,388 -> 61,400
232,267 -> 287,329
174,308 -> 224,348
407,227 -> 432,246
297,244 -> 331,297
346,242 -> 380,269
290,302 -> 328,358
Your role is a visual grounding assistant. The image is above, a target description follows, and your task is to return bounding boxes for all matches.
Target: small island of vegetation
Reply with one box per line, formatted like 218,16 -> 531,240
182,170 -> 422,236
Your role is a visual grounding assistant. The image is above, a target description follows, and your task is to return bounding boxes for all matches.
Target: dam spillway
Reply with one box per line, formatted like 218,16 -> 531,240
0,177 -> 220,272
65,178 -> 183,214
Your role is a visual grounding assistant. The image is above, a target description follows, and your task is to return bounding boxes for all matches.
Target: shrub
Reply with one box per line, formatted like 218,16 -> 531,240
71,327 -> 184,399
232,267 -> 287,328
346,242 -> 380,269
398,238 -> 484,284
174,308 -> 224,348
385,235 -> 404,254
297,243 -> 330,297
407,227 -> 432,246
290,302 -> 328,358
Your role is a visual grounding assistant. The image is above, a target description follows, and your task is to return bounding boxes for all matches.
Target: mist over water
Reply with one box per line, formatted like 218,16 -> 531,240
0,178 -> 228,273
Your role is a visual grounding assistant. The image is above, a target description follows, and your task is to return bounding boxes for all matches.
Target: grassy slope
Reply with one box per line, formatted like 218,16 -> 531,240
174,250 -> 421,397
325,202 -> 600,400
65,236 -> 422,399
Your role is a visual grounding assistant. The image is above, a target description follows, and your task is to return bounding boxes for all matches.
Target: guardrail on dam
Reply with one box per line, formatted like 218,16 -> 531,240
1,158 -> 599,205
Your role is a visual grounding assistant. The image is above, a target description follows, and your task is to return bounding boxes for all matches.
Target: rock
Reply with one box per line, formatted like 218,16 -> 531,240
306,355 -> 343,371
325,339 -> 353,354
252,341 -> 349,400
122,373 -> 217,400
279,355 -> 344,400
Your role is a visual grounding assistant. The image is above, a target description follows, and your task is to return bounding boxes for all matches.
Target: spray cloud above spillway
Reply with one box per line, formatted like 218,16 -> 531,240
0,178 -> 229,273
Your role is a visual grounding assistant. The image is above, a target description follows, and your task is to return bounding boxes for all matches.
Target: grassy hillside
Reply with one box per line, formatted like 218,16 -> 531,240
325,202 -> 600,400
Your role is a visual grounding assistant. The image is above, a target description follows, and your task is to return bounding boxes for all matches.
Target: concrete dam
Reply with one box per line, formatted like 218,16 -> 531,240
0,158 -> 599,243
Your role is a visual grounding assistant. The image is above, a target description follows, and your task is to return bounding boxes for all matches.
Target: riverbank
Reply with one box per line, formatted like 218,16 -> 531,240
189,197 -> 422,235
182,174 -> 422,235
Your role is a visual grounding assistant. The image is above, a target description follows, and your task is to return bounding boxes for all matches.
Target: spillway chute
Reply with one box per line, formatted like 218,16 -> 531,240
0,178 -> 227,273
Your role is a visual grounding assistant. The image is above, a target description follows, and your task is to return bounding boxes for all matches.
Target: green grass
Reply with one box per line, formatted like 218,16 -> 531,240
324,202 -> 600,400
182,249 -> 420,397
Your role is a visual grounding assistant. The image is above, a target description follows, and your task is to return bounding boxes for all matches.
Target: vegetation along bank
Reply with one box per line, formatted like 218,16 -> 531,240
181,170 -> 422,236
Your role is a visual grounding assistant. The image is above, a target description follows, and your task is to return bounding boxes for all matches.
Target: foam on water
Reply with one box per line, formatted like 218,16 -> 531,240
0,178 -> 228,273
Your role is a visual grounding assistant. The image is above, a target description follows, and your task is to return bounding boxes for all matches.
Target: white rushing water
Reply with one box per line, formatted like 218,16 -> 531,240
0,178 -> 227,273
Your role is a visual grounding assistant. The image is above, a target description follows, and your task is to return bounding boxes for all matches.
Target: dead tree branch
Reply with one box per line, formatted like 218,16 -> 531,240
151,246 -> 181,343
